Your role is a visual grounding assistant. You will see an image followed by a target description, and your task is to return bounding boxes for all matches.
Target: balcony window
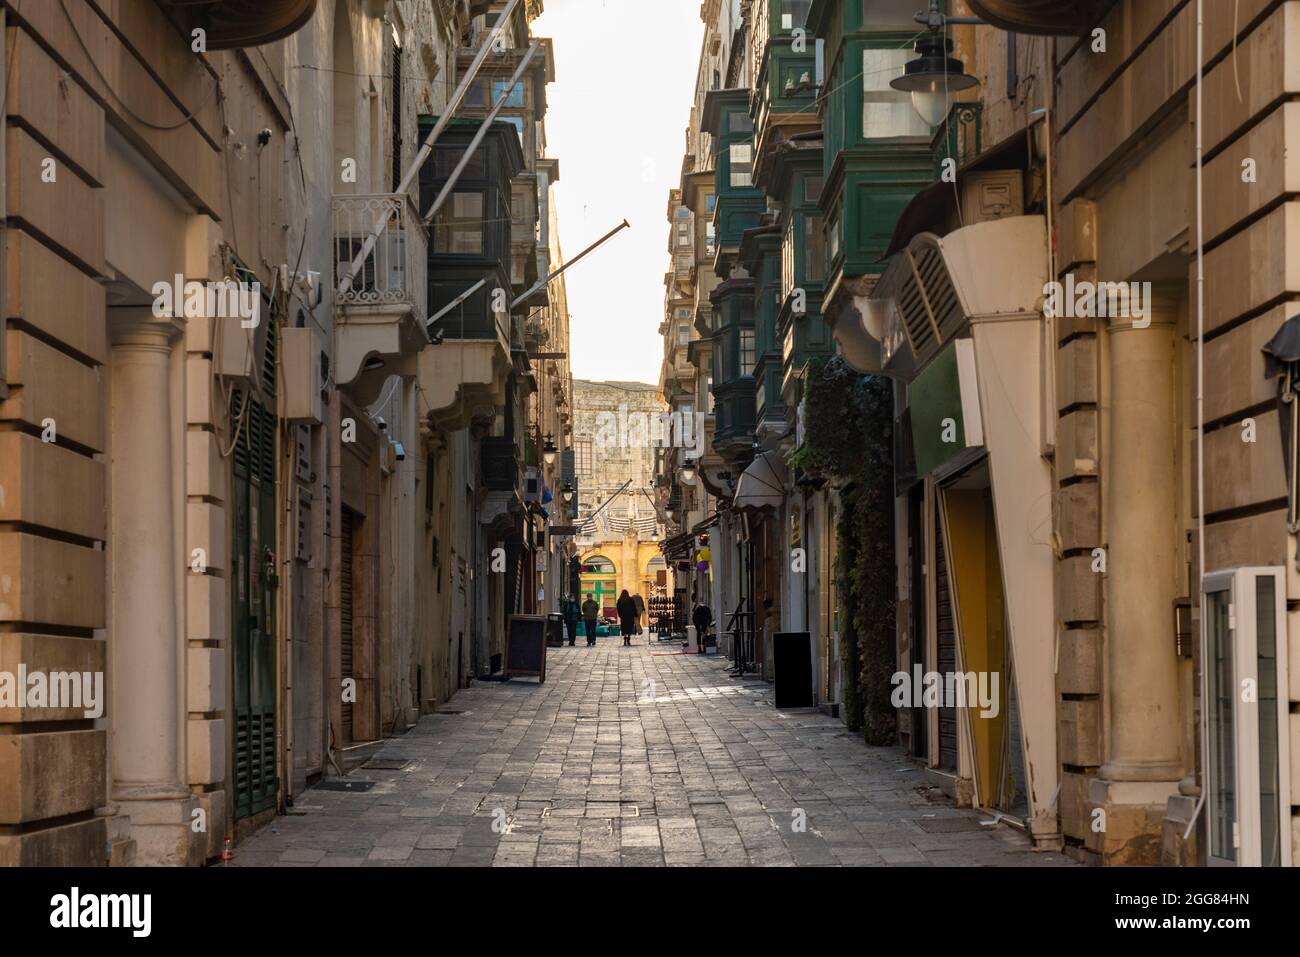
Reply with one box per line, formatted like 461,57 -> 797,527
677,223 -> 692,246
678,324 -> 690,346
730,143 -> 753,187
492,79 -> 527,107
863,48 -> 931,138
805,214 -> 826,282
433,191 -> 485,255
805,176 -> 823,204
740,329 -> 756,375
705,222 -> 717,257
862,0 -> 925,28
465,80 -> 488,108
780,0 -> 812,30
435,147 -> 485,180
707,195 -> 717,213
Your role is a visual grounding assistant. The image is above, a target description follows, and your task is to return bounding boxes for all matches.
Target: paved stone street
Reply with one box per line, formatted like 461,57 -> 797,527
233,640 -> 1075,867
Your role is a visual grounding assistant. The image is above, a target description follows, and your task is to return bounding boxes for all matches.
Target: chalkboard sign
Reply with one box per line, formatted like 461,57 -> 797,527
773,632 -> 813,709
505,614 -> 548,682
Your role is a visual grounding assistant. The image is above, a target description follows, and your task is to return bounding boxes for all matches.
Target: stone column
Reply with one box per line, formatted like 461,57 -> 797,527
108,308 -> 197,865
1092,291 -> 1183,863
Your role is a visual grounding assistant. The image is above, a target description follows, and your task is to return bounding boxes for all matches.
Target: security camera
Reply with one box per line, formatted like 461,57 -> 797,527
392,441 -> 406,462
374,416 -> 388,432
257,128 -> 273,147
430,328 -> 445,345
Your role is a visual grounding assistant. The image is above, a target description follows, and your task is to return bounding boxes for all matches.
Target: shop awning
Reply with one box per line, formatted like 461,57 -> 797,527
732,450 -> 788,512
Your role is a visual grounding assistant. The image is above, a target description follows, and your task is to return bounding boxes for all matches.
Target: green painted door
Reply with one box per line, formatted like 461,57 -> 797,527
231,356 -> 279,818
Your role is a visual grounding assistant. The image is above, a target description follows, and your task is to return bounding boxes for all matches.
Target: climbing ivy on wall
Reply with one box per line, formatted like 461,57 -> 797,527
794,357 -> 897,745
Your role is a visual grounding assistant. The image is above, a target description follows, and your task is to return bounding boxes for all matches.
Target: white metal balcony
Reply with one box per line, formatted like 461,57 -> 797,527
331,192 -> 429,389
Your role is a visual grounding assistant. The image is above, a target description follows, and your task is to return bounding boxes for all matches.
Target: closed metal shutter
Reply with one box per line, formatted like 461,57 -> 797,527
935,529 -> 958,772
340,508 -> 355,741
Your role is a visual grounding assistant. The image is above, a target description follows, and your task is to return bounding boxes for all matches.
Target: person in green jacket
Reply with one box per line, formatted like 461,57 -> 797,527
581,596 -> 600,646
561,595 -> 581,647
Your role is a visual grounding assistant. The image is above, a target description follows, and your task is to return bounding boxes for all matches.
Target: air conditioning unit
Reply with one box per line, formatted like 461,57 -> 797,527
280,326 -> 325,424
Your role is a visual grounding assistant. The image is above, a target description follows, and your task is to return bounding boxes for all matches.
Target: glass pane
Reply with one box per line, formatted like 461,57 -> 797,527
863,49 -> 931,138
464,81 -> 487,107
862,0 -> 925,29
781,0 -> 812,30
1207,588 -> 1236,862
805,175 -> 824,204
804,214 -> 826,281
1256,575 -> 1281,867
492,79 -> 527,107
728,111 -> 754,133
730,143 -> 753,187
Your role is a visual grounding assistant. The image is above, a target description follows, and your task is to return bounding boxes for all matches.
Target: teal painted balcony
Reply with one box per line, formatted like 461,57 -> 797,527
702,90 -> 766,256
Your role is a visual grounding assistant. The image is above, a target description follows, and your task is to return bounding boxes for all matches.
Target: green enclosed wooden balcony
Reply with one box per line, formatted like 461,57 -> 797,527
708,277 -> 758,460
702,90 -> 766,255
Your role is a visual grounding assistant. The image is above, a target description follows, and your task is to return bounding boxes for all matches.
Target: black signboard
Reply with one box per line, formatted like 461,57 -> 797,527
505,614 -> 548,682
773,632 -> 813,709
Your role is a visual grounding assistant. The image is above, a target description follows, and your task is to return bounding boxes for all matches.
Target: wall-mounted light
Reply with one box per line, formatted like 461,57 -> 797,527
562,483 -> 575,503
890,31 -> 979,127
680,459 -> 697,484
542,433 -> 558,466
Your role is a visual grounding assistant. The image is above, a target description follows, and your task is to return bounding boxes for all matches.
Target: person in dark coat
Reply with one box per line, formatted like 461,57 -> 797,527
581,596 -> 600,646
692,602 -> 713,651
561,595 -> 581,647
616,589 -> 639,647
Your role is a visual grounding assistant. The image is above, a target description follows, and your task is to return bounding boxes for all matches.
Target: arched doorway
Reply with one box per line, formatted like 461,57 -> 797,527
580,555 -> 617,618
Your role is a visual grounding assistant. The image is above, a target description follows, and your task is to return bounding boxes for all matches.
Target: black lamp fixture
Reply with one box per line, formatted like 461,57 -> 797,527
891,1 -> 982,128
680,458 -> 697,484
542,433 -> 558,466
562,483 -> 575,503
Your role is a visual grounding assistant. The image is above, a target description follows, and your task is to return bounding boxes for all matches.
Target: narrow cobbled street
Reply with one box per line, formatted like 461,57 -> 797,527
234,643 -> 1074,867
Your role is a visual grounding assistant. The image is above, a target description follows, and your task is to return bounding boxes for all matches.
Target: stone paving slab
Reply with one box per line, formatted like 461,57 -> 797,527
231,640 -> 1075,868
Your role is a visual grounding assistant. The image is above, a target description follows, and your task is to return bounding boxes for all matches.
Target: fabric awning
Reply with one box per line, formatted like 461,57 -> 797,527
732,450 -> 788,512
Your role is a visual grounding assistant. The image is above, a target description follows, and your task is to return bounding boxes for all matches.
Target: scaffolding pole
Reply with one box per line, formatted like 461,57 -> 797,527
336,0 -> 522,298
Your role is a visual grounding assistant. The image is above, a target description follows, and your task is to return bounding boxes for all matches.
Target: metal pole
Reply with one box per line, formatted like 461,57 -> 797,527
510,219 -> 631,308
337,0 -> 521,298
422,42 -> 541,224
426,277 -> 487,331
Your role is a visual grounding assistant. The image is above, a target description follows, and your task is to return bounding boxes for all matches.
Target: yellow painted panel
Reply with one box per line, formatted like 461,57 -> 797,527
941,487 -> 1008,809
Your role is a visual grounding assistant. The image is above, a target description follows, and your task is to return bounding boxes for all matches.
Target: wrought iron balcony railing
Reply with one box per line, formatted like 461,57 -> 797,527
332,192 -> 428,318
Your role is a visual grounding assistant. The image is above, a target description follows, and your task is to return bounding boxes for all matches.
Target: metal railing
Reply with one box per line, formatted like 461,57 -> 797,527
726,599 -> 755,676
332,192 -> 428,318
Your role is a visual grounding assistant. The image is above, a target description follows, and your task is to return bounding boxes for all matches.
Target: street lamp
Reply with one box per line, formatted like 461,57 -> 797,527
542,433 -> 558,466
680,459 -> 697,484
890,31 -> 979,127
562,483 -> 575,503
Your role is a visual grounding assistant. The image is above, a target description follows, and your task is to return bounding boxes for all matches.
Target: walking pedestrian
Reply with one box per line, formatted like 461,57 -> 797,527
692,601 -> 713,653
632,592 -> 646,631
581,595 -> 600,647
561,594 -> 581,647
616,589 -> 639,647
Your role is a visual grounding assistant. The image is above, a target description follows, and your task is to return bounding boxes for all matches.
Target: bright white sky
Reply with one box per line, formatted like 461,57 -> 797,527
532,0 -> 704,386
